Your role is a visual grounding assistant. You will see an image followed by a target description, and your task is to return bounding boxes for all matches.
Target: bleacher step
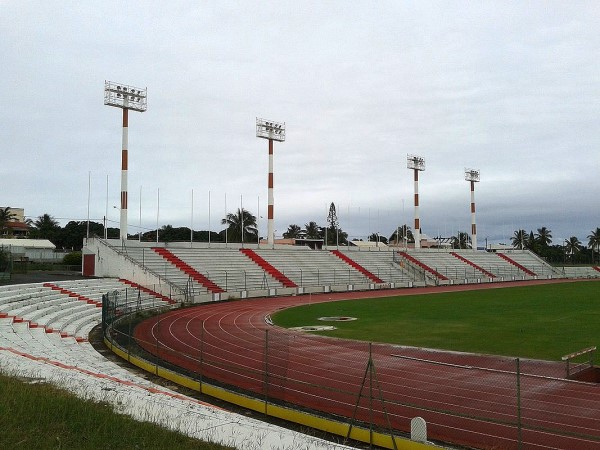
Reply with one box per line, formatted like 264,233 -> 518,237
330,250 -> 384,283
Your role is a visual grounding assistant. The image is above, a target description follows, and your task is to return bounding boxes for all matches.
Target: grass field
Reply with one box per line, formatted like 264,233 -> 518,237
272,281 -> 600,361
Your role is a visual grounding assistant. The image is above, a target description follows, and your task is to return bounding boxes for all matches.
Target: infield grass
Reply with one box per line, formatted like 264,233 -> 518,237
272,281 -> 600,361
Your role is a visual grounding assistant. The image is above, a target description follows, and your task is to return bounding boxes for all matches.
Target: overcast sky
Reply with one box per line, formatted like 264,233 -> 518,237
1,1 -> 599,245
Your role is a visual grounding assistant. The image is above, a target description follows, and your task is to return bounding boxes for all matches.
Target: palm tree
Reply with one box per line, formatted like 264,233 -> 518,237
304,221 -> 321,239
526,231 -> 537,252
535,227 -> 552,247
511,229 -> 528,250
368,233 -> 388,245
283,224 -> 302,239
564,236 -> 582,263
32,213 -> 60,239
587,227 -> 600,264
451,231 -> 470,249
389,225 -> 413,246
221,208 -> 257,243
0,207 -> 17,236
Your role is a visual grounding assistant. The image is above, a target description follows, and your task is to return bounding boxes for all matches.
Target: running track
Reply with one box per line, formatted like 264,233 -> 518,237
134,280 -> 600,450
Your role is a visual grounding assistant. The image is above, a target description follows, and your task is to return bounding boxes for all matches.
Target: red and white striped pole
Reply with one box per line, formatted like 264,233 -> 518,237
104,81 -> 147,242
267,138 -> 274,246
413,168 -> 421,249
470,180 -> 477,250
120,108 -> 129,240
465,169 -> 480,251
407,155 -> 425,249
256,118 -> 285,248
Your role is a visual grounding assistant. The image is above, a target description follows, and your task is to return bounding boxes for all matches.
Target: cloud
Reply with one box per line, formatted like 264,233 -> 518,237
1,2 -> 598,244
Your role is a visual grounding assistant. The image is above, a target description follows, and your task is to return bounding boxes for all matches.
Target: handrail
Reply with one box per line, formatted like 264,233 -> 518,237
97,238 -> 188,301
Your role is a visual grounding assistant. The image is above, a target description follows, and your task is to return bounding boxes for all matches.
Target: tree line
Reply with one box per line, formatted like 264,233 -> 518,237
0,208 -> 260,250
2,207 -> 599,264
510,227 -> 600,264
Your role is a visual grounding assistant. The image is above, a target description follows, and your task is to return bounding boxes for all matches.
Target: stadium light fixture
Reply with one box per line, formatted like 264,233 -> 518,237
256,118 -> 286,247
104,81 -> 147,112
104,80 -> 147,241
407,154 -> 425,249
256,118 -> 286,142
407,154 -> 425,171
465,168 -> 480,183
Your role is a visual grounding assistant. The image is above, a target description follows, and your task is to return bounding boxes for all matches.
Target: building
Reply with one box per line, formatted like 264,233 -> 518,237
0,238 -> 57,262
0,207 -> 30,238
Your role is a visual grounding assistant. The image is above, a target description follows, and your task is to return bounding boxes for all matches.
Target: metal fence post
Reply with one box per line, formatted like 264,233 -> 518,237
199,320 -> 204,389
517,358 -> 522,450
155,316 -> 160,375
369,342 -> 374,446
127,314 -> 132,363
264,329 -> 269,414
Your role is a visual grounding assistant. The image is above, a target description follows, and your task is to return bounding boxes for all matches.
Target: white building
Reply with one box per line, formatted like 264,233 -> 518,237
0,239 -> 57,262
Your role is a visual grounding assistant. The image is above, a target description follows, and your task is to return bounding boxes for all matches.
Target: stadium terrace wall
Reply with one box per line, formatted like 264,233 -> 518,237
83,238 -> 188,303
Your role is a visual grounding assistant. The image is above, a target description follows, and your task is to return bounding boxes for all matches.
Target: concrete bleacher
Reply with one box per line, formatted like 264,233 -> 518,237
562,266 -> 600,278
0,280 -> 177,380
407,250 -> 484,282
337,249 -> 415,285
453,250 -> 533,280
495,250 -> 561,279
168,247 -> 284,292
122,246 -> 210,295
255,247 -> 371,287
0,279 -> 172,341
0,279 -> 355,450
96,240 -> 573,295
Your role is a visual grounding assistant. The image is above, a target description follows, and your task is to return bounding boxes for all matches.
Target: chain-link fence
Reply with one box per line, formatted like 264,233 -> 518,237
102,296 -> 600,450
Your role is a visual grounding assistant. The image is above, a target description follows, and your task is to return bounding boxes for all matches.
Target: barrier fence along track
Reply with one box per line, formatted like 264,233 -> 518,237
102,290 -> 600,450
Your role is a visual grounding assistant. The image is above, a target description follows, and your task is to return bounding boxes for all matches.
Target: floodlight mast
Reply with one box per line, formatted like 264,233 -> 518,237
407,155 -> 425,249
104,81 -> 147,241
465,168 -> 480,250
256,118 -> 285,247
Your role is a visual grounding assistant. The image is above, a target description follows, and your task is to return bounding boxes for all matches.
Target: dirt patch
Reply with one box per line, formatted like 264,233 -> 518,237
318,316 -> 357,322
290,325 -> 337,331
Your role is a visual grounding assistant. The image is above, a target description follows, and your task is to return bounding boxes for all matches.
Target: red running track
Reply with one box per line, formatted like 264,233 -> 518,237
134,280 -> 600,450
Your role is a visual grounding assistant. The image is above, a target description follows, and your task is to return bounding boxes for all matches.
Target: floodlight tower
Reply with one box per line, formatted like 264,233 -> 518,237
407,155 -> 425,249
465,168 -> 480,250
104,81 -> 147,241
256,118 -> 286,247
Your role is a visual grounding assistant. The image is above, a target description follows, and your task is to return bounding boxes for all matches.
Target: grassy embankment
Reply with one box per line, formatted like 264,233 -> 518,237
0,373 -> 234,450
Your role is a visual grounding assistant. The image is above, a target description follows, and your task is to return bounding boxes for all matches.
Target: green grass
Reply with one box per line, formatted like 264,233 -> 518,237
0,374 -> 234,450
273,281 -> 600,361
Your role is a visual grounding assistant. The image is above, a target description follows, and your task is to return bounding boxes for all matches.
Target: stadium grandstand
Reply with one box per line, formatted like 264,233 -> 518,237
2,238 -> 599,449
82,238 -> 579,303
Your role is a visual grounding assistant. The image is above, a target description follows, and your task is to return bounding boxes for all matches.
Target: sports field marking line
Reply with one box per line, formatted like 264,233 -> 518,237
152,315 -> 534,418
0,346 -> 224,410
390,353 -> 595,385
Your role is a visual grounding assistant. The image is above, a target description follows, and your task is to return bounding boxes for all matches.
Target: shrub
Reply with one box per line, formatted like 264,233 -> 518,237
63,251 -> 82,266
0,248 -> 9,271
